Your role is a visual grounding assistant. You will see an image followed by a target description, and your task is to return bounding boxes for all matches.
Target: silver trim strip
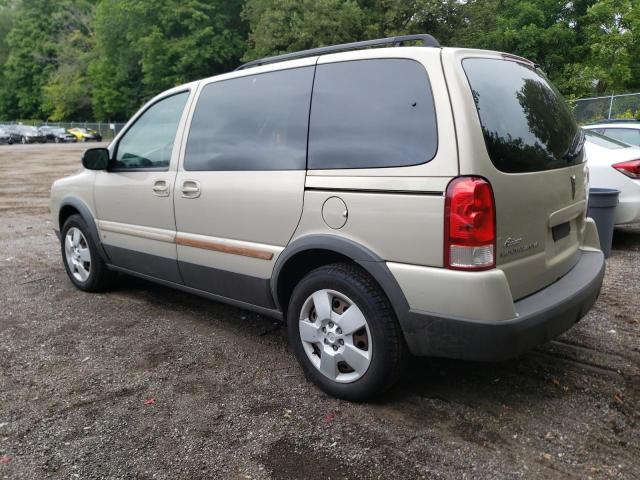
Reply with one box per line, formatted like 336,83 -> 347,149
98,220 -> 284,260
98,220 -> 176,243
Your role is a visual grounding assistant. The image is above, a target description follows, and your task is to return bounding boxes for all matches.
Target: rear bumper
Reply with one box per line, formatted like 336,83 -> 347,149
398,250 -> 605,361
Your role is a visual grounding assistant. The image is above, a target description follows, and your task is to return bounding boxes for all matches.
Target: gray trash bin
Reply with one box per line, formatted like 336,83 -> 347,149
587,188 -> 620,258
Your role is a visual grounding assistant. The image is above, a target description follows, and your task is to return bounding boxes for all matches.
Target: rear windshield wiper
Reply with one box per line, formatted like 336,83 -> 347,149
563,130 -> 585,161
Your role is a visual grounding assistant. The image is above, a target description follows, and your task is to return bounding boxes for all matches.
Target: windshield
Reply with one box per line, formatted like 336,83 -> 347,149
583,129 -> 630,149
463,58 -> 584,173
20,126 -> 39,134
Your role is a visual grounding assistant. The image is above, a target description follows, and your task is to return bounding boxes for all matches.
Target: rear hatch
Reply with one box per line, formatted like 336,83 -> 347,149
455,52 -> 588,300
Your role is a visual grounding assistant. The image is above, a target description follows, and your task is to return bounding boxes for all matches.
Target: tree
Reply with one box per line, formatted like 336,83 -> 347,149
0,0 -> 59,118
365,0 -> 461,41
0,1 -> 17,120
242,0 -> 367,60
90,0 -> 246,120
1,0 -> 639,120
453,0 -> 640,98
42,0 -> 96,120
579,0 -> 640,94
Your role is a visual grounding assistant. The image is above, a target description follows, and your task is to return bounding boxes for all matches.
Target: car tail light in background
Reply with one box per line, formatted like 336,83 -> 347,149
444,177 -> 496,270
612,159 -> 640,179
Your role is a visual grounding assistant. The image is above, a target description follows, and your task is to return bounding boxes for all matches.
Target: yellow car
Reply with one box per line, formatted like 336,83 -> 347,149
67,127 -> 103,142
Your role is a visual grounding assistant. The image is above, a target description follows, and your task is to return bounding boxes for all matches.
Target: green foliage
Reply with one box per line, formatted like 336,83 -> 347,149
89,0 -> 246,120
242,0 -> 368,59
42,0 -> 95,121
0,0 -> 59,118
0,0 -> 639,121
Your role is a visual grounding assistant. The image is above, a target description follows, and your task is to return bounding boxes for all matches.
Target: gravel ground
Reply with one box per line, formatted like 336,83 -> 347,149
0,143 -> 639,479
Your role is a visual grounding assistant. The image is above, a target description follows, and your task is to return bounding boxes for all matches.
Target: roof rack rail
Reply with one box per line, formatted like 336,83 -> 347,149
235,34 -> 440,71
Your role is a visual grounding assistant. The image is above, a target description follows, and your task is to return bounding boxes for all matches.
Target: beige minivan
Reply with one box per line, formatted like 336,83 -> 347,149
50,34 -> 605,400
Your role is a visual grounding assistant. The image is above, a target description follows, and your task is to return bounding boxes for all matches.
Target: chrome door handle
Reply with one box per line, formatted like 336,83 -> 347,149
181,180 -> 201,198
152,180 -> 170,197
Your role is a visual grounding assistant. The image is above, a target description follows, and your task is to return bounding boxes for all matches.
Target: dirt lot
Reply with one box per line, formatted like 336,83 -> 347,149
0,143 -> 639,479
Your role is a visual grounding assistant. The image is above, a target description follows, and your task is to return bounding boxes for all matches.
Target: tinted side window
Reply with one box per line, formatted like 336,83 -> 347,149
308,59 -> 437,170
603,128 -> 640,146
114,92 -> 189,170
185,67 -> 314,171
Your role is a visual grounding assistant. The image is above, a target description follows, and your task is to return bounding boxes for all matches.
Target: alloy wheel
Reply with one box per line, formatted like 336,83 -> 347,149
64,227 -> 91,282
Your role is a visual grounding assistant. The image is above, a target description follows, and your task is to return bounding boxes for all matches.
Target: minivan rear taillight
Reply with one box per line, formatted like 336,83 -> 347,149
613,159 -> 640,179
444,177 -> 496,270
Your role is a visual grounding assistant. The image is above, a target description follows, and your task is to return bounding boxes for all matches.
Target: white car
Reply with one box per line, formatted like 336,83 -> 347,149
583,121 -> 640,147
583,129 -> 640,224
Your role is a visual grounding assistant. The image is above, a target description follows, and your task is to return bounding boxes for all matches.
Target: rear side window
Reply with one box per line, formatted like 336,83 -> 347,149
584,129 -> 629,149
308,59 -> 437,170
185,67 -> 314,171
463,58 -> 584,173
602,128 -> 640,146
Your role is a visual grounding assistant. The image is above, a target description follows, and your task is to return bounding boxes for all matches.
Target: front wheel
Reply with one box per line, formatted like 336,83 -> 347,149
61,214 -> 116,292
287,263 -> 407,401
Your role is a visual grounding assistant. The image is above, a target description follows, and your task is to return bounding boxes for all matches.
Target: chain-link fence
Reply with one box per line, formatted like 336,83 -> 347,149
1,120 -> 126,141
573,93 -> 640,124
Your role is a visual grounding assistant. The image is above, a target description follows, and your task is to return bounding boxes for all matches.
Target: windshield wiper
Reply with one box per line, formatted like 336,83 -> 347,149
562,130 -> 585,161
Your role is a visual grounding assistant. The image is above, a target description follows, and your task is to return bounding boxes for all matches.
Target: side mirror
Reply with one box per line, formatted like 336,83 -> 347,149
82,148 -> 110,170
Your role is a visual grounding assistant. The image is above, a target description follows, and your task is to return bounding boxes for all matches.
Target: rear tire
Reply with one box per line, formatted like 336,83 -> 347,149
287,263 -> 408,401
61,214 -> 116,292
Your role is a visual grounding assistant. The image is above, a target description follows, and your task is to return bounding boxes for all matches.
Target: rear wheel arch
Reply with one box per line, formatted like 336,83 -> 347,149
272,235 -> 411,322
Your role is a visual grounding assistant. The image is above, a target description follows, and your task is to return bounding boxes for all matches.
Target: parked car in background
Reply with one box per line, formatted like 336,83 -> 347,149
0,126 -> 21,144
7,125 -> 47,144
583,129 -> 640,225
0,127 -> 14,144
583,120 -> 640,147
67,127 -> 102,142
39,126 -> 77,143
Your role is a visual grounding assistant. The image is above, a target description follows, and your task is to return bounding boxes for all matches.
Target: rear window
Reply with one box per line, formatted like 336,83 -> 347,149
308,59 -> 437,170
463,58 -> 584,173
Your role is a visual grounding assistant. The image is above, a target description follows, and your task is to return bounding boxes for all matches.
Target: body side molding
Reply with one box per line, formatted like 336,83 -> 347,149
98,220 -> 176,243
176,232 -> 279,260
